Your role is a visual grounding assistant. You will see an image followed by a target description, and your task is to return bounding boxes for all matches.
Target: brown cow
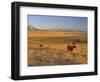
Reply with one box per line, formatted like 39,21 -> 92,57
66,43 -> 76,52
39,44 -> 43,47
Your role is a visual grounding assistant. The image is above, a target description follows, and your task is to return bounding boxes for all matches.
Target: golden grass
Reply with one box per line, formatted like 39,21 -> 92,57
28,31 -> 82,37
28,31 -> 87,66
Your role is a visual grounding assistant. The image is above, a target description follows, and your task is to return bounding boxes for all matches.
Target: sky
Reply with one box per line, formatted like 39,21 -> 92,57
28,15 -> 87,31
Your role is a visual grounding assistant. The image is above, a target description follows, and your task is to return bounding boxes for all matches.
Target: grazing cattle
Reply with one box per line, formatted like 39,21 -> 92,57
66,43 -> 76,52
39,44 -> 43,47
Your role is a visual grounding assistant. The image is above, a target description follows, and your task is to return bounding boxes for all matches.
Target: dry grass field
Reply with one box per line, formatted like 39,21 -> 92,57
28,31 -> 87,66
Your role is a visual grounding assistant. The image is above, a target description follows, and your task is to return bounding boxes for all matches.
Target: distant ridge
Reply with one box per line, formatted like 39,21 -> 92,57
28,25 -> 38,31
28,25 -> 87,32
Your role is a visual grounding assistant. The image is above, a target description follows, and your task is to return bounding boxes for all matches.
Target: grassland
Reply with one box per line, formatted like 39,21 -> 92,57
28,31 -> 87,66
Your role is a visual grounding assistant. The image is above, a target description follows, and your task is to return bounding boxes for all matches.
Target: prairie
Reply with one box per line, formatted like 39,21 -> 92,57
28,31 -> 87,66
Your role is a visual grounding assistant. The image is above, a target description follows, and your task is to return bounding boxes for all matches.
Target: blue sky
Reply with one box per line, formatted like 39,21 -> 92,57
28,15 -> 87,31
